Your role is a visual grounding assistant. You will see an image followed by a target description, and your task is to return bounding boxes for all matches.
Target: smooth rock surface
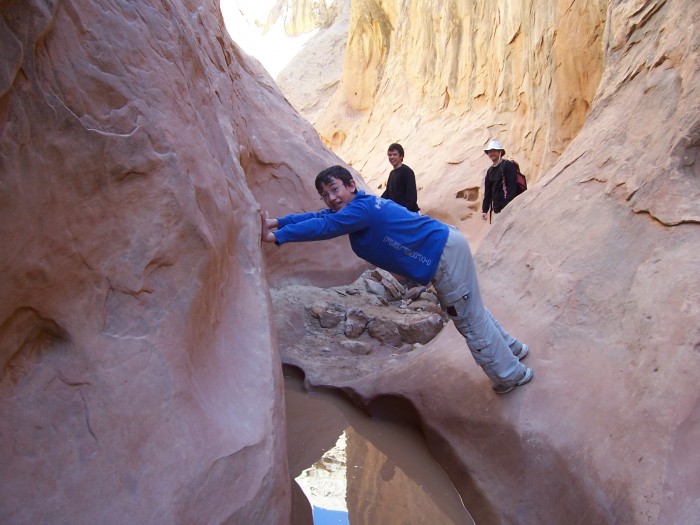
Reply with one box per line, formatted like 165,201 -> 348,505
0,0 -> 368,522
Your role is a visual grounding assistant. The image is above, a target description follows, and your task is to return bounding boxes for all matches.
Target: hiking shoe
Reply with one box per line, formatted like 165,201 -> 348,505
492,367 -> 534,395
512,342 -> 529,360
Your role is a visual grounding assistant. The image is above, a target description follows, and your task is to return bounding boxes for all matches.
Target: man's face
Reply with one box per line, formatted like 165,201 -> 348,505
387,149 -> 403,168
486,149 -> 502,164
319,177 -> 357,212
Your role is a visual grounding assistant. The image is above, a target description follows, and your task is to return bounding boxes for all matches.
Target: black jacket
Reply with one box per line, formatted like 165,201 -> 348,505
482,160 -> 518,214
381,164 -> 420,212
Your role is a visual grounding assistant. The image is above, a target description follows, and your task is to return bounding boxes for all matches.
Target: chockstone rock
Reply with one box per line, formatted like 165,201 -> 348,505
270,269 -> 447,385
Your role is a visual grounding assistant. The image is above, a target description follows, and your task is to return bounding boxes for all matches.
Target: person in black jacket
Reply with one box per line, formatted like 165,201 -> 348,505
381,143 -> 420,213
481,140 -> 518,220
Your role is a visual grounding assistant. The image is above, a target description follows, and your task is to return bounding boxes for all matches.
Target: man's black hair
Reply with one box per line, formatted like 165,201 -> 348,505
387,143 -> 404,158
315,165 -> 356,193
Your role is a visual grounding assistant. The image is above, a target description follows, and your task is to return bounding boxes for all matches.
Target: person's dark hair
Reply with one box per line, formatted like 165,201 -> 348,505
387,143 -> 404,158
315,165 -> 356,193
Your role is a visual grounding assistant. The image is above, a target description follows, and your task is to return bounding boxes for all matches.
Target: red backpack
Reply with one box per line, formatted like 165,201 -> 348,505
510,159 -> 527,195
500,159 -> 527,199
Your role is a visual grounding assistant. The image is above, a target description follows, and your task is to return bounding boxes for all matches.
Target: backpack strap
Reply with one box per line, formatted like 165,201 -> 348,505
500,160 -> 511,200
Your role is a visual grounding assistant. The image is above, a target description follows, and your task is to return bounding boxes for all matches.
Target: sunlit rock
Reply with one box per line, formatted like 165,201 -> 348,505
279,0 -> 608,229
277,0 -> 351,126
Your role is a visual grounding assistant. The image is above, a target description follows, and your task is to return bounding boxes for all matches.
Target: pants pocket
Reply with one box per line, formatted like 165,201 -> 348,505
444,295 -> 492,360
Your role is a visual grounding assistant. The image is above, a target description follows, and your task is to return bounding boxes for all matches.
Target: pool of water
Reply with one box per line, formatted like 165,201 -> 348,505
284,368 -> 475,525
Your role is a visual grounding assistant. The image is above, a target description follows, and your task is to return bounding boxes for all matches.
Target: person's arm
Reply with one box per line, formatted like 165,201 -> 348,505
481,171 -> 493,219
402,167 -> 419,212
278,210 -> 327,227
272,200 -> 371,245
260,209 -> 324,244
381,171 -> 393,199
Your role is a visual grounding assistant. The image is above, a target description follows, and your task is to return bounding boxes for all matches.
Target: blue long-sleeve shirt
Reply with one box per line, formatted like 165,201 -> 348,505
274,191 -> 449,285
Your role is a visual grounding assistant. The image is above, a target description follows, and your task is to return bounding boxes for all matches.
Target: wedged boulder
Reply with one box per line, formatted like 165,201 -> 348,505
271,275 -> 448,385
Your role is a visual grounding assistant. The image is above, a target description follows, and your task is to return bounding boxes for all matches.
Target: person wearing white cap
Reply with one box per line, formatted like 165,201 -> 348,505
481,140 -> 519,221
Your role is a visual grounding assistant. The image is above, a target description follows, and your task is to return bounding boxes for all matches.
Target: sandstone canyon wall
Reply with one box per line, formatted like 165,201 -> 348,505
276,0 -> 351,126
3,0 -> 699,523
273,0 -> 700,523
472,1 -> 700,521
0,0 -> 366,523
279,0 -> 609,228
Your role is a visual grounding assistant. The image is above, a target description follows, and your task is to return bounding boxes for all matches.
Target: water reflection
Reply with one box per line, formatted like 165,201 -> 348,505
296,432 -> 349,523
285,368 -> 475,525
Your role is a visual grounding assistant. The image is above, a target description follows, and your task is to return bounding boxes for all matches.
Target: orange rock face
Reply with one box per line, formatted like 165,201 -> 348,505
0,0 -> 366,522
279,0 -> 609,229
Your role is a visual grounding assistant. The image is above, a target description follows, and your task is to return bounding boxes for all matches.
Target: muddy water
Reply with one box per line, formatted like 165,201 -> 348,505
284,368 -> 475,525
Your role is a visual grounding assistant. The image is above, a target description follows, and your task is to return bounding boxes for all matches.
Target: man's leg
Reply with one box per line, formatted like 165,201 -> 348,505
485,307 -> 516,348
432,229 -> 527,384
485,308 -> 528,358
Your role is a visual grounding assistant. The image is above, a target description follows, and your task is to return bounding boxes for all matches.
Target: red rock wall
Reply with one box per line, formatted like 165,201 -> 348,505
0,0 -> 364,522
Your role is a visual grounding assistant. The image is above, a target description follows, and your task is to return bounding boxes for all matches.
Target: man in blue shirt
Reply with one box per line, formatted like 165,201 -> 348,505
261,166 -> 533,394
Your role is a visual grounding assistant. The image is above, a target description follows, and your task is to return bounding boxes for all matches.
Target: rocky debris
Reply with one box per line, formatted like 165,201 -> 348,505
344,308 -> 370,338
419,291 -> 439,304
364,278 -> 387,296
406,300 -> 443,315
338,340 -> 372,356
367,318 -> 403,347
404,285 -> 427,301
311,302 -> 345,328
396,314 -> 446,345
372,268 -> 406,299
270,270 -> 447,383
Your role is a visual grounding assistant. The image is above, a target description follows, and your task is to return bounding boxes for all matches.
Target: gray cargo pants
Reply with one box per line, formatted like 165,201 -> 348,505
431,227 -> 526,384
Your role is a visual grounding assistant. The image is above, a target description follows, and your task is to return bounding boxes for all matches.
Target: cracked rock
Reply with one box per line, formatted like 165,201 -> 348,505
367,318 -> 403,348
345,308 -> 370,338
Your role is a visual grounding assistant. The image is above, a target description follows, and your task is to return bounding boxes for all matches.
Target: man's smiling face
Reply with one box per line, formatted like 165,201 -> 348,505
319,177 -> 357,212
387,150 -> 403,168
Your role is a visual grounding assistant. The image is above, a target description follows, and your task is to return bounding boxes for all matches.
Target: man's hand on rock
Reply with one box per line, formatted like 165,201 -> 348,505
260,210 -> 277,243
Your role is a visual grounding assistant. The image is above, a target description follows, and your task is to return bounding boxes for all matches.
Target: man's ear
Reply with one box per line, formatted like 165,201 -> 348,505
348,179 -> 357,192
